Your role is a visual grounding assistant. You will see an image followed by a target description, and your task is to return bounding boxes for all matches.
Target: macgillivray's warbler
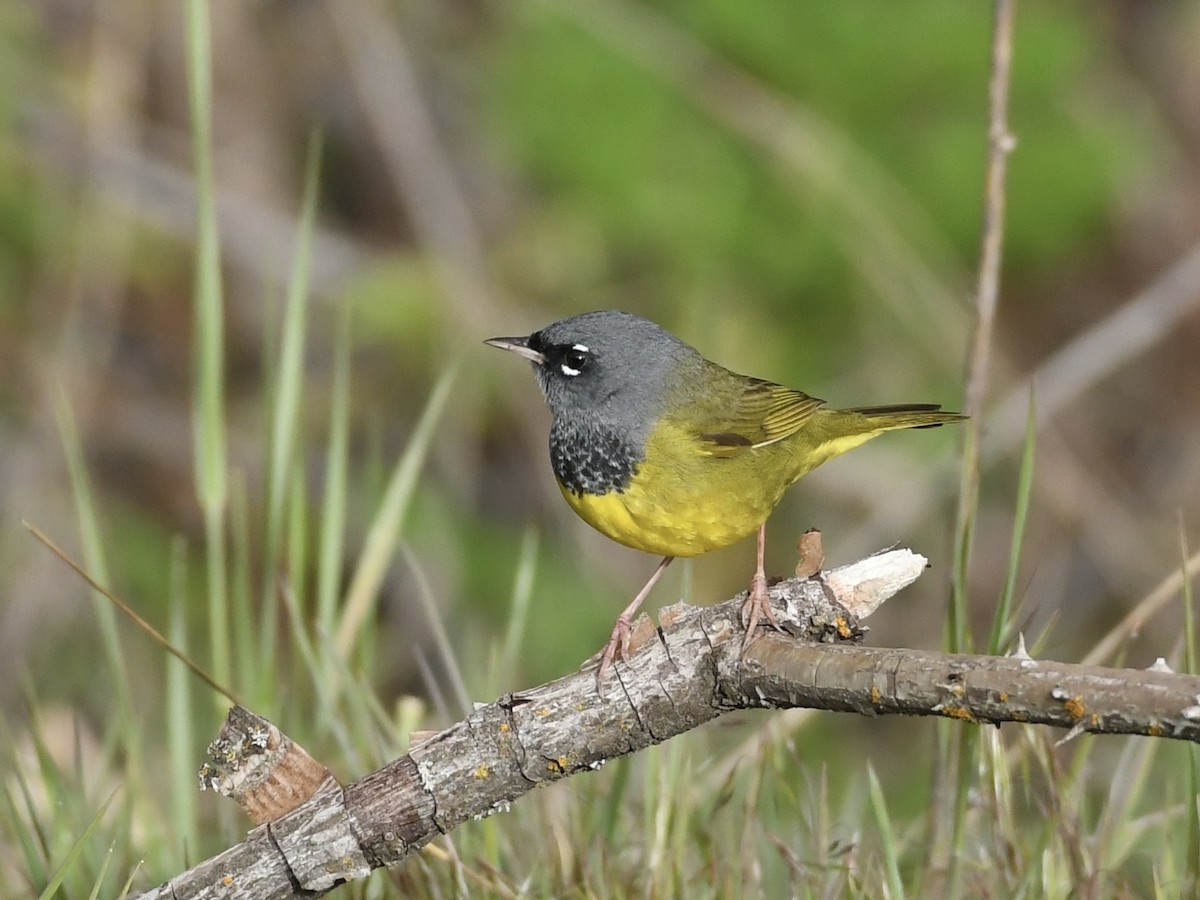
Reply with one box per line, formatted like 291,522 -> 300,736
486,310 -> 964,684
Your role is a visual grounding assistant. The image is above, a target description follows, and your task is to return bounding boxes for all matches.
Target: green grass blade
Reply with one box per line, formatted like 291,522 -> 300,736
185,0 -> 224,512
943,727 -> 977,899
317,306 -> 352,668
228,473 -> 255,699
0,746 -> 50,889
52,388 -> 110,584
402,543 -> 470,716
84,841 -> 115,900
266,130 -> 322,524
1181,521 -> 1200,891
1094,732 -> 1158,877
599,757 -> 633,847
867,763 -> 905,900
185,0 -> 230,688
988,387 -> 1036,655
1183,518 -> 1197,677
279,578 -> 341,740
285,460 -> 310,615
494,527 -> 539,688
53,389 -> 134,742
262,130 -> 323,634
113,858 -> 142,900
335,360 -> 460,655
949,426 -> 978,655
36,789 -> 118,900
166,536 -> 197,866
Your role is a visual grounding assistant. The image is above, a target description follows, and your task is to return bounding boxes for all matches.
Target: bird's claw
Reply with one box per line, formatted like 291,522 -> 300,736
595,615 -> 632,689
740,572 -> 783,652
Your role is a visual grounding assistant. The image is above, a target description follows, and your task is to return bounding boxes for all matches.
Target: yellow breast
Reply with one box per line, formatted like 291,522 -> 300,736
558,420 -> 800,558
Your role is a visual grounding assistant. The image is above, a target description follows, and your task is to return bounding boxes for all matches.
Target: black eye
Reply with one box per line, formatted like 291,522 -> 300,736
560,345 -> 590,376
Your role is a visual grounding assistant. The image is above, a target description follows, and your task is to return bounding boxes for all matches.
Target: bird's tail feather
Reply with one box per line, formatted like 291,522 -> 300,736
847,404 -> 967,431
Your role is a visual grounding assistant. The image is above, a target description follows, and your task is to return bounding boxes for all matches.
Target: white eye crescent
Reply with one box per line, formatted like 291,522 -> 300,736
561,344 -> 590,377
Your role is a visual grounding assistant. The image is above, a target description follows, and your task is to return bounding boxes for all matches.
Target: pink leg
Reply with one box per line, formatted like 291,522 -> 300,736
597,556 -> 674,686
741,523 -> 782,651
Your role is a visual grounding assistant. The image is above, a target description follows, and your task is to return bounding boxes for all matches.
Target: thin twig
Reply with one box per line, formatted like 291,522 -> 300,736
953,0 -> 1018,628
940,0 -> 1018,887
24,521 -> 241,706
963,1 -> 1018,422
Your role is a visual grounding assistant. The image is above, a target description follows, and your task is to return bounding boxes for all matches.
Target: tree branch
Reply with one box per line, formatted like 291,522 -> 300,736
135,549 -> 1200,898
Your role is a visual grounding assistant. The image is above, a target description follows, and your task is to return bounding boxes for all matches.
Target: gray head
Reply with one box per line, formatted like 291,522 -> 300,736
485,310 -> 701,428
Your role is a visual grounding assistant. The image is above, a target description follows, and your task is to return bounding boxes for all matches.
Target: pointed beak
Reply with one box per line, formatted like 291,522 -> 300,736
484,335 -> 545,365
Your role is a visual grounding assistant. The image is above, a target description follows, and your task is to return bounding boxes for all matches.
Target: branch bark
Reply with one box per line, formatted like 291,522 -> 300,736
136,550 -> 1200,899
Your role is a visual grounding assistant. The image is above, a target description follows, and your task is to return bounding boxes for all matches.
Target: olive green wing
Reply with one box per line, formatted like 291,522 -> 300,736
694,377 -> 826,458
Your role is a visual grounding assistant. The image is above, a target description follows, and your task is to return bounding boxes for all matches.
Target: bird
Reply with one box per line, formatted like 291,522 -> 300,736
486,310 -> 963,684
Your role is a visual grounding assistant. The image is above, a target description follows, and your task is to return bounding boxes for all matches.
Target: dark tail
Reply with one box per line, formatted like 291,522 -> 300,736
846,403 -> 967,431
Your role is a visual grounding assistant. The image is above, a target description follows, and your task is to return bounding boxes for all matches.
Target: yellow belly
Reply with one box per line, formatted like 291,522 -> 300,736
560,482 -> 769,557
558,428 -> 798,557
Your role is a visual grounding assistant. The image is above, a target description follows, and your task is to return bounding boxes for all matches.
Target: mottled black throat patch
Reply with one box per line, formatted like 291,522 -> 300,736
549,422 -> 640,496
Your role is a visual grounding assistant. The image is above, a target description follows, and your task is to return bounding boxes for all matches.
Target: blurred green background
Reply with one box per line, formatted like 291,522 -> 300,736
2,0 -> 1199,894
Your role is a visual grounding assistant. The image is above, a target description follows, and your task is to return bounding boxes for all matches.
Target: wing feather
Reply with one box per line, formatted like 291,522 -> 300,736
696,377 -> 824,457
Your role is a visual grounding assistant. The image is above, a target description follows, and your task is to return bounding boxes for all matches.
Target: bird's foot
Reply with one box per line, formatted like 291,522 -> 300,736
740,571 -> 783,652
595,614 -> 633,690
